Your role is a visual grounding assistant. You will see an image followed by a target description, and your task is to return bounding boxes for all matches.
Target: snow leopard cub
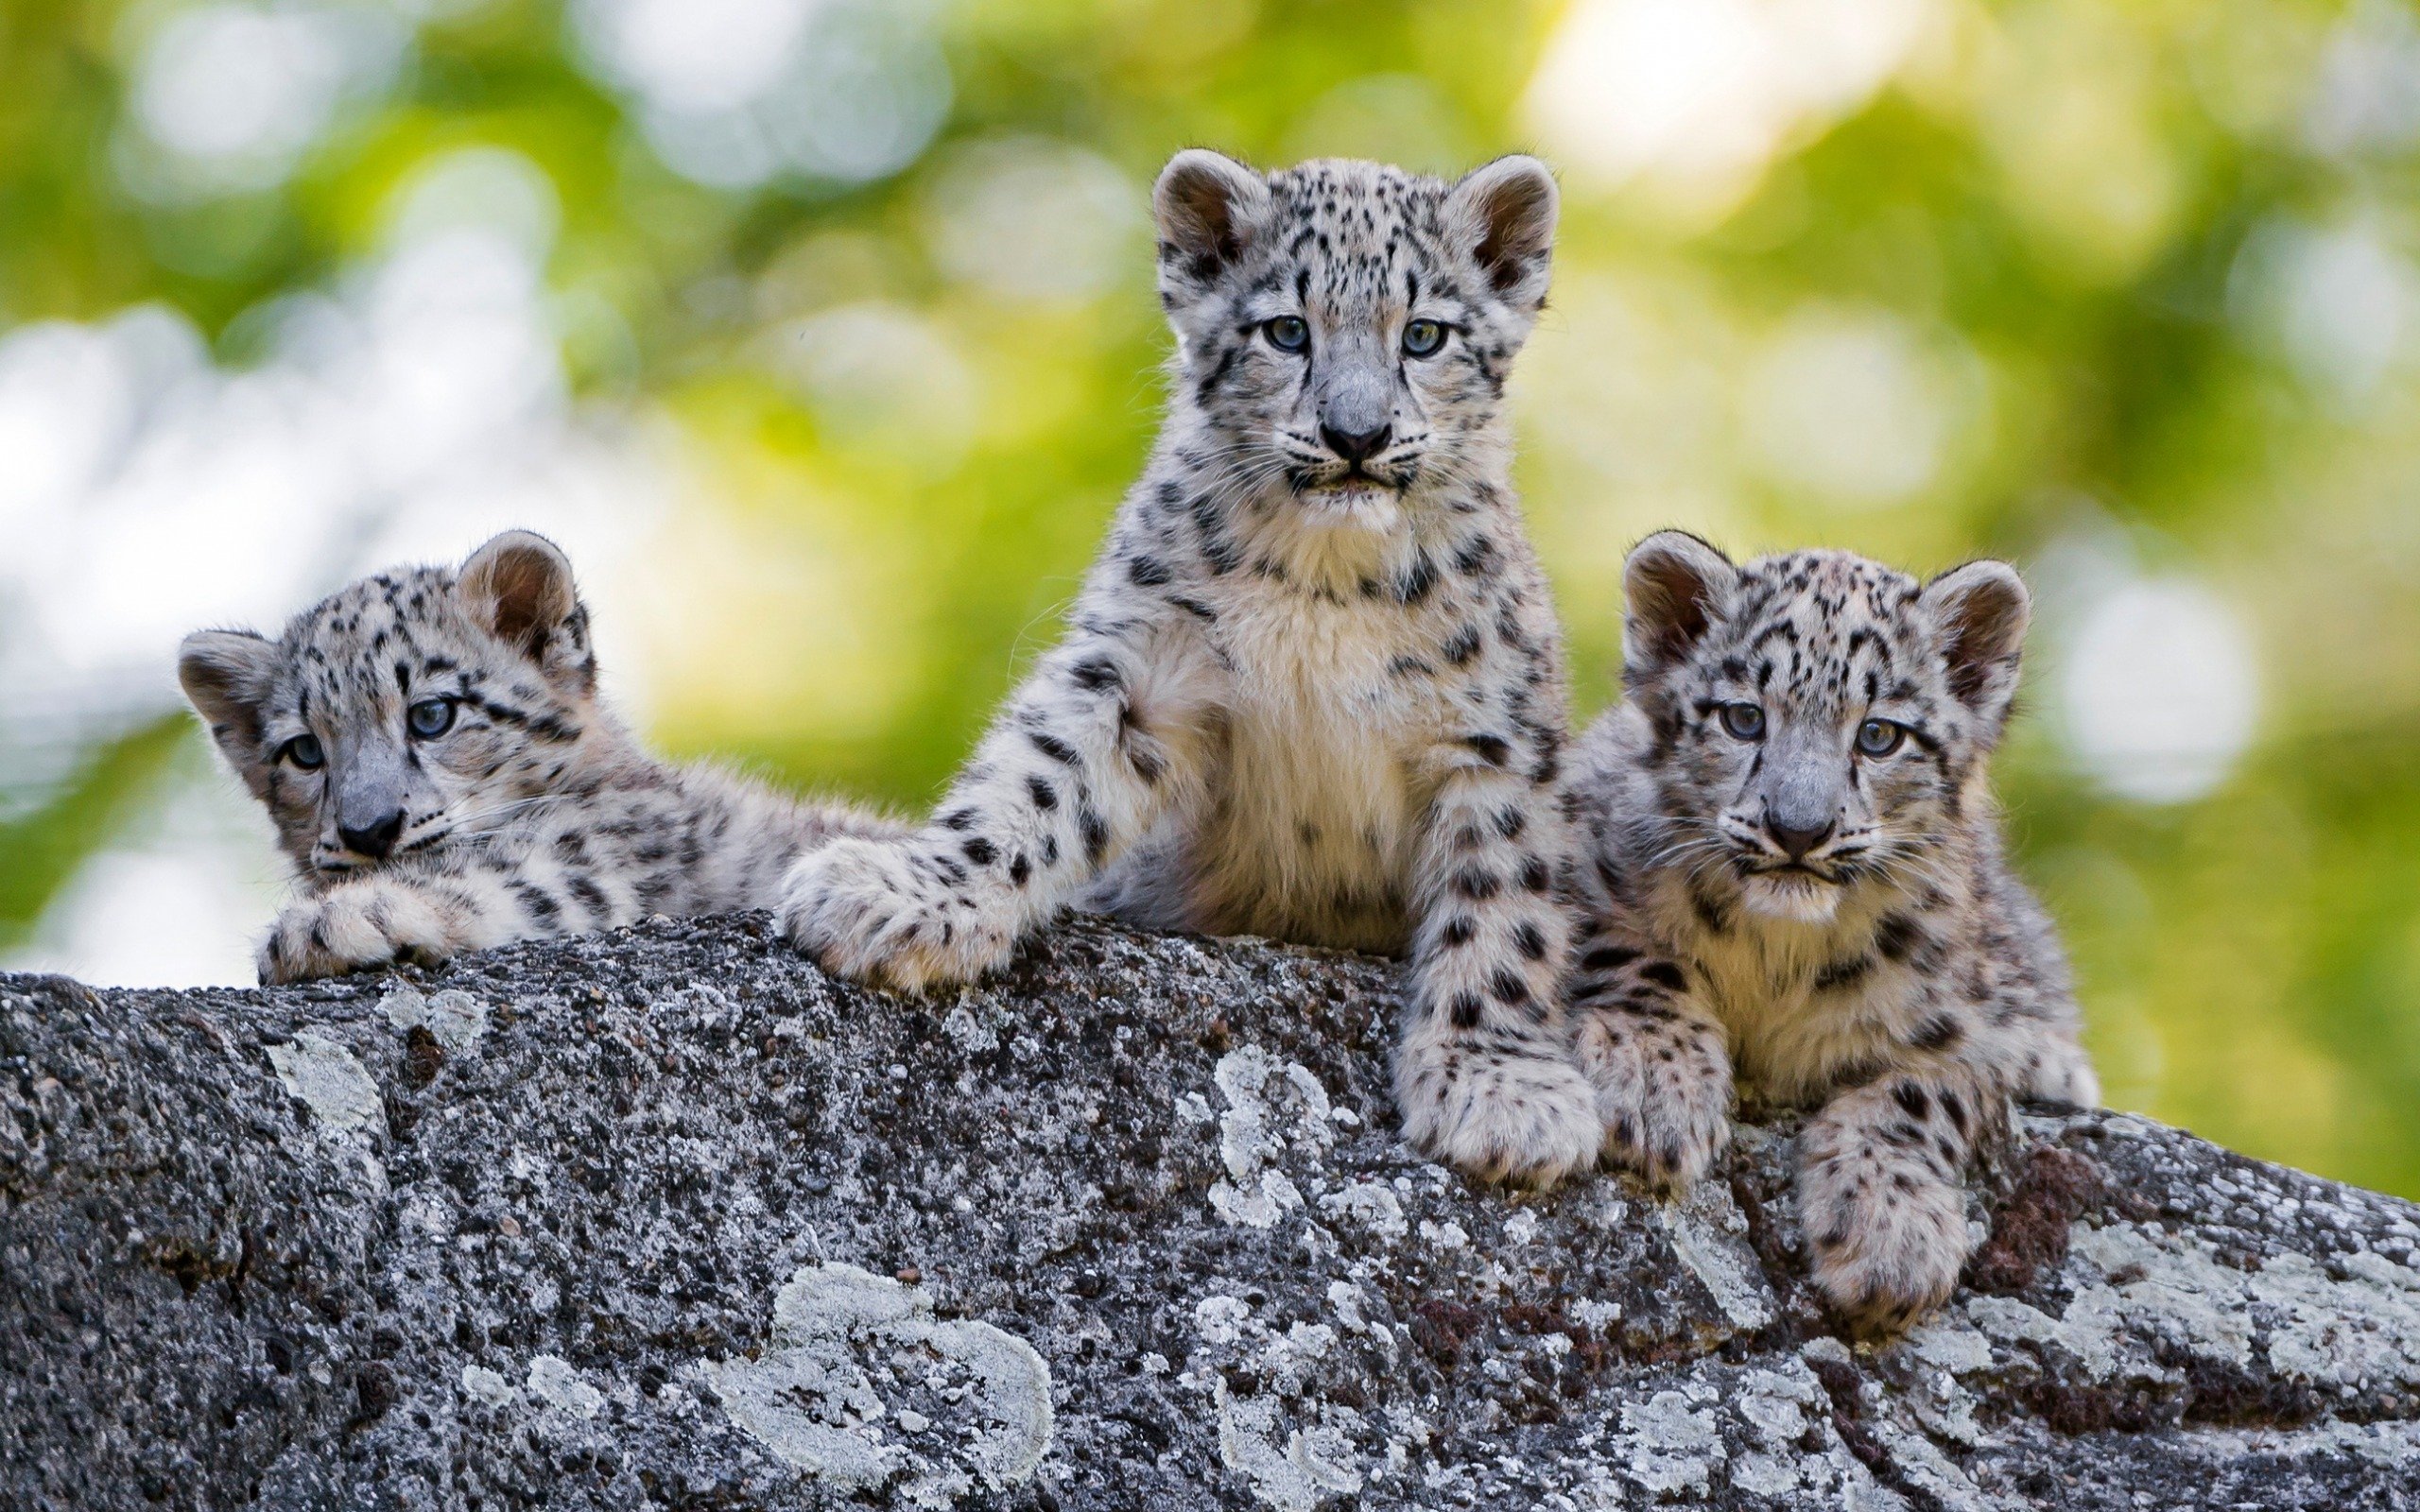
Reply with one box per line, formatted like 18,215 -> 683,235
180,530 -> 899,984
1566,532 -> 2099,1332
781,151 -> 1605,1186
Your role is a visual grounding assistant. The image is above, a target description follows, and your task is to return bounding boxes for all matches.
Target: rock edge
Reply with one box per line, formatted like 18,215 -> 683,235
7,912 -> 2420,1510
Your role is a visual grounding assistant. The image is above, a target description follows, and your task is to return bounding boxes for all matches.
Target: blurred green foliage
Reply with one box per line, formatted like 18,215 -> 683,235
4,0 -> 2419,1194
0,713 -> 187,950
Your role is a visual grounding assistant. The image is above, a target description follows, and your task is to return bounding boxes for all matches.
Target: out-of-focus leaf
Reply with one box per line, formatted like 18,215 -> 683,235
0,714 -> 191,949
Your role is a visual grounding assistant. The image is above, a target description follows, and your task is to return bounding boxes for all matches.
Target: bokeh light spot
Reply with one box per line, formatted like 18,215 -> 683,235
1742,305 -> 1952,509
124,2 -> 404,198
1523,0 -> 1929,210
2060,577 -> 2261,805
923,138 -> 1142,303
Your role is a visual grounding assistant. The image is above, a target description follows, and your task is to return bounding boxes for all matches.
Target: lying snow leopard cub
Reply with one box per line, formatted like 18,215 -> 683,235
1566,532 -> 2099,1332
180,530 -> 899,983
782,151 -> 1603,1186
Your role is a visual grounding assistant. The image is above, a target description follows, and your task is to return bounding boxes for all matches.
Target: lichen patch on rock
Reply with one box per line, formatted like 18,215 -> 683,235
1661,1177 -> 1776,1333
264,1031 -> 381,1134
524,1354 -> 603,1420
381,987 -> 491,1057
704,1262 -> 1053,1503
1208,1043 -> 1334,1229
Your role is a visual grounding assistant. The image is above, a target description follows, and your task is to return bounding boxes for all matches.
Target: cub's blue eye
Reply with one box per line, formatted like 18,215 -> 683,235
407,698 -> 457,739
1857,717 -> 1906,757
1264,317 -> 1309,353
1719,703 -> 1766,741
282,733 -> 324,770
1402,319 -> 1445,357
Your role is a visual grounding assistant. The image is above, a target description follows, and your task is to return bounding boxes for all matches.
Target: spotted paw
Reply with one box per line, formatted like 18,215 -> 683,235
1798,1142 -> 1969,1336
778,836 -> 1015,992
256,882 -> 452,985
1573,1007 -> 1734,1194
1394,1025 -> 1603,1189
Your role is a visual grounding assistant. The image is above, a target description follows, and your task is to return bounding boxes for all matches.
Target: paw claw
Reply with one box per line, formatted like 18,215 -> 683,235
1801,1153 -> 1968,1335
781,837 -> 1012,992
1575,1011 -> 1732,1192
1395,1035 -> 1602,1190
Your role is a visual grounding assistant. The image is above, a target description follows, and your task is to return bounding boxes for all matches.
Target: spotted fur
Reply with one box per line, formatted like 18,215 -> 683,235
780,152 -> 1602,1185
180,531 -> 898,983
1566,531 -> 2099,1332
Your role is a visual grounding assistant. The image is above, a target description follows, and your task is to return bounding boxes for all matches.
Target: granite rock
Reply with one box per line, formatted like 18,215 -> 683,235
7,913 -> 2420,1509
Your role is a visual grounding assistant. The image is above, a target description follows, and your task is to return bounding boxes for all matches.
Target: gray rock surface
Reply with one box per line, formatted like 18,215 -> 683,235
8,912 -> 2420,1510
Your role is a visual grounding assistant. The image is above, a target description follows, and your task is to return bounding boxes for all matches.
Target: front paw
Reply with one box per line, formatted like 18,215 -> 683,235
779,836 -> 1014,992
1573,1010 -> 1733,1193
1395,1026 -> 1603,1189
257,885 -> 447,985
1799,1149 -> 1969,1336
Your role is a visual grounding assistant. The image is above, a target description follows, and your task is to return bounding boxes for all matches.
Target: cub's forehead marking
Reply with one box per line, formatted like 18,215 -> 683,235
1261,162 -> 1464,318
271,564 -> 473,717
1692,551 -> 1936,715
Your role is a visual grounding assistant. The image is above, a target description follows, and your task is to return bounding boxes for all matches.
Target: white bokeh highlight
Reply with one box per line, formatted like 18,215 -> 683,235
383,146 -> 564,263
923,137 -> 1142,302
2231,215 -> 2418,405
575,0 -> 816,115
124,1 -> 406,198
570,0 -> 949,189
2306,0 -> 2420,158
2060,576 -> 2262,805
1523,0 -> 1931,204
1742,306 -> 1954,508
765,301 -> 979,477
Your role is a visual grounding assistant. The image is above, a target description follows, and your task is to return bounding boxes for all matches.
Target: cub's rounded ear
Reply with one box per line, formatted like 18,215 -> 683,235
458,530 -> 594,693
1622,530 -> 1736,683
1152,149 -> 1270,301
1922,559 -> 2031,728
179,628 -> 281,782
1447,155 -> 1559,314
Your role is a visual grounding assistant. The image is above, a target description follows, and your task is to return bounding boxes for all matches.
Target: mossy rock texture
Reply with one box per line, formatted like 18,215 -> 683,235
8,913 -> 2420,1509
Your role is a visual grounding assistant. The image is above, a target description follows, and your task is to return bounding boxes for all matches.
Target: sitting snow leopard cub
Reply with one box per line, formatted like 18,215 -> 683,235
782,151 -> 1604,1186
1565,532 -> 2099,1332
180,530 -> 899,983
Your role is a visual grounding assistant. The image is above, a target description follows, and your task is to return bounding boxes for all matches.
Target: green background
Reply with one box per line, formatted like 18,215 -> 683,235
5,0 -> 2419,1195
